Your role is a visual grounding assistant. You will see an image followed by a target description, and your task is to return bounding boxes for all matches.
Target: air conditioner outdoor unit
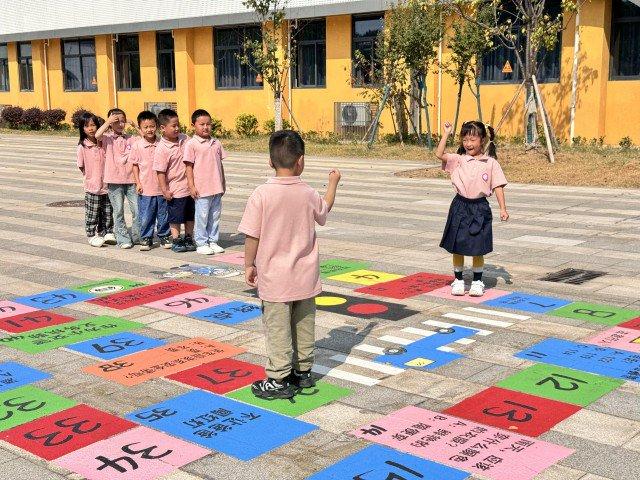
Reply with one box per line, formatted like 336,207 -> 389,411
334,102 -> 376,139
144,102 -> 178,117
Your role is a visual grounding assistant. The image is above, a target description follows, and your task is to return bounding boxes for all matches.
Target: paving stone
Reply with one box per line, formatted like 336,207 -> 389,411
552,409 -> 640,446
590,390 -> 640,422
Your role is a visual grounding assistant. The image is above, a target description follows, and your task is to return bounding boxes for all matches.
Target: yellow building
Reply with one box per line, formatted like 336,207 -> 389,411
0,0 -> 639,144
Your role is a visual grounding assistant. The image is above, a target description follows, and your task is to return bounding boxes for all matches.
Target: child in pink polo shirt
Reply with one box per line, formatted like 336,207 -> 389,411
95,108 -> 140,249
130,110 -> 172,251
77,112 -> 114,248
184,109 -> 227,256
153,108 -> 196,253
436,120 -> 509,297
239,130 -> 340,399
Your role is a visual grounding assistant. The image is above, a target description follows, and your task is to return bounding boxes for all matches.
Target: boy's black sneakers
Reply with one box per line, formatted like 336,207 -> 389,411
159,236 -> 172,249
251,378 -> 297,399
288,370 -> 316,389
184,235 -> 197,252
171,238 -> 187,253
140,238 -> 152,251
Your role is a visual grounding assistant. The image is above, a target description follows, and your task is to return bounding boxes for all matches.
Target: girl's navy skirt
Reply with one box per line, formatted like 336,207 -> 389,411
440,194 -> 493,256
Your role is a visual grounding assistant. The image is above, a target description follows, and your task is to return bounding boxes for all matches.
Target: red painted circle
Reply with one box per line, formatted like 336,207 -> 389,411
347,303 -> 389,315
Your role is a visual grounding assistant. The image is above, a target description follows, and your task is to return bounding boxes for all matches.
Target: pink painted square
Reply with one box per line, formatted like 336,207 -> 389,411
426,286 -> 510,304
145,293 -> 230,315
54,426 -> 209,480
0,301 -> 38,319
212,251 -> 246,266
352,406 -> 573,480
585,326 -> 640,353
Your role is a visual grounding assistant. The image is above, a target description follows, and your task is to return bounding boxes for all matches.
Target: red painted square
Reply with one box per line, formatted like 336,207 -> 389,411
167,358 -> 265,394
443,386 -> 580,437
0,311 -> 76,333
619,317 -> 640,331
0,404 -> 136,460
355,273 -> 454,299
88,281 -> 204,310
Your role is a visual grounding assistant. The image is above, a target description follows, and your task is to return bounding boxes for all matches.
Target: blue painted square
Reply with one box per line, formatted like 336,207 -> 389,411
190,301 -> 262,325
308,445 -> 469,480
375,326 -> 478,370
13,289 -> 95,310
517,338 -> 640,382
126,390 -> 317,461
67,332 -> 166,360
482,292 -> 571,313
0,361 -> 51,392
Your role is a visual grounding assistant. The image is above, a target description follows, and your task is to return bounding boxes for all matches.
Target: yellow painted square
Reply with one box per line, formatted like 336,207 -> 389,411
405,358 -> 434,367
327,269 -> 404,286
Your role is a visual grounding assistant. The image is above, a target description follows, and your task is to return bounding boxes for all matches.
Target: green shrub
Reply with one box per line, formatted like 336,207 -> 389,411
263,118 -> 292,134
42,109 -> 67,129
21,107 -> 44,130
619,136 -> 633,149
235,113 -> 259,137
1,106 -> 24,128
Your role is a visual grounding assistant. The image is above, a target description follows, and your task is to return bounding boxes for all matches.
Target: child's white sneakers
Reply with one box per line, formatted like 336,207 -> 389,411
469,280 -> 485,297
209,242 -> 225,254
450,279 -> 465,296
103,233 -> 117,245
88,235 -> 105,248
197,245 -> 215,255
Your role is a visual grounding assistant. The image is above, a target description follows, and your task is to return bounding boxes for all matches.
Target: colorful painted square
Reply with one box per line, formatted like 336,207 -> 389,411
0,386 -> 76,432
13,289 -> 95,310
167,264 -> 242,278
88,281 -> 204,310
444,386 -> 580,436
308,445 -> 469,480
145,293 -> 230,315
0,404 -> 136,460
516,338 -> 640,382
320,259 -> 369,278
167,358 -> 265,394
0,301 -> 38,319
70,278 -> 146,296
352,407 -> 574,480
496,364 -> 623,407
619,317 -> 640,331
54,426 -> 209,480
84,338 -> 245,386
67,332 -> 166,360
314,292 -> 419,321
585,326 -> 640,353
0,362 -> 51,392
426,286 -> 510,304
211,251 -> 246,265
550,302 -> 640,326
327,269 -> 405,286
482,292 -> 571,313
190,301 -> 262,325
0,316 -> 144,354
126,390 -> 317,461
227,381 -> 352,417
355,273 -> 455,299
0,311 -> 76,334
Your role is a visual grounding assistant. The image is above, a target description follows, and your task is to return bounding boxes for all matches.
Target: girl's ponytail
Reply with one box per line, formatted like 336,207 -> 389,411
486,124 -> 497,159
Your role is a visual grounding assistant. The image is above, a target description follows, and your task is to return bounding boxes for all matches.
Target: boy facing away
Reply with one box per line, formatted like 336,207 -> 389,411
239,130 -> 341,399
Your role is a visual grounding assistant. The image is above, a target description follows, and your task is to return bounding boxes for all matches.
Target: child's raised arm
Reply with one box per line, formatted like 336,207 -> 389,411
436,121 -> 454,164
95,114 -> 119,141
324,169 -> 341,212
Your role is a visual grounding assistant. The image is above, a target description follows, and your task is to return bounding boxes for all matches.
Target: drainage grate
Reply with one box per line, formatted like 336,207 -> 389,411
539,268 -> 606,285
47,200 -> 84,208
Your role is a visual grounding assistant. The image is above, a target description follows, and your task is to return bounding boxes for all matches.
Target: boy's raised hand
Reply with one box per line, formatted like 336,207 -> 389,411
443,121 -> 453,136
328,168 -> 341,183
245,266 -> 258,287
107,113 -> 121,125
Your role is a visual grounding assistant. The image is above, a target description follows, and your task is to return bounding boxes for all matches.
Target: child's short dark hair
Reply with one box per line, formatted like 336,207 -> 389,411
191,109 -> 211,124
158,109 -> 179,126
137,110 -> 158,125
269,130 -> 304,169
107,108 -> 126,119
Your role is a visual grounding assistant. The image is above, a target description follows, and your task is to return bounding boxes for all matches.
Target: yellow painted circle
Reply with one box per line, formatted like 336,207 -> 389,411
315,296 -> 347,306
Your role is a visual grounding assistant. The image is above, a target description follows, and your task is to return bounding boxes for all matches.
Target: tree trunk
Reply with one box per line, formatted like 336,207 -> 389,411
423,85 -> 433,149
452,80 -> 464,145
474,63 -> 483,122
274,92 -> 283,131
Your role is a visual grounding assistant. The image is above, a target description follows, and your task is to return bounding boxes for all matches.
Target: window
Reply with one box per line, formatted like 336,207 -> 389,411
292,19 -> 326,88
18,42 -> 33,91
62,38 -> 97,91
0,44 -> 8,91
352,14 -> 384,86
156,31 -> 175,90
480,3 -> 562,83
611,0 -> 640,78
116,34 -> 141,90
214,26 -> 263,89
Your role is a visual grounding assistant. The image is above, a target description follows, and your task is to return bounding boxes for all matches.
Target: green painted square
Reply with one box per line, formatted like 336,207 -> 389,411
320,260 -> 369,279
70,278 -> 146,296
226,381 -> 352,417
0,386 -> 76,431
0,316 -> 144,353
549,302 -> 640,326
497,364 -> 623,406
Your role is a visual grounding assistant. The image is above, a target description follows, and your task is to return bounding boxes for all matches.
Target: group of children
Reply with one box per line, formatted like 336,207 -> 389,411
77,107 -> 226,255
77,110 -> 507,399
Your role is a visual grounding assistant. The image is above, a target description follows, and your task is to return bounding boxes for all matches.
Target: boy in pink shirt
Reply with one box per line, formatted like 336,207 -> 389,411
239,130 -> 340,399
130,110 -> 171,251
95,108 -> 140,249
153,109 -> 196,253
184,109 -> 227,256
